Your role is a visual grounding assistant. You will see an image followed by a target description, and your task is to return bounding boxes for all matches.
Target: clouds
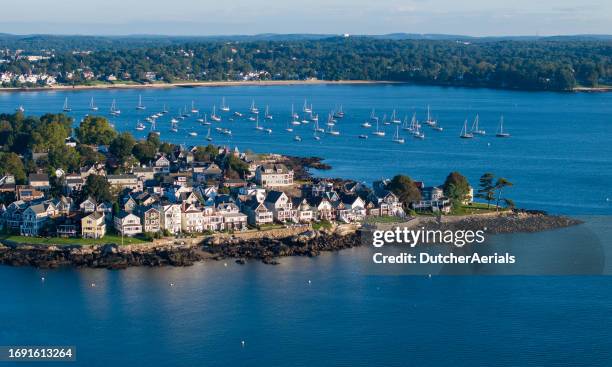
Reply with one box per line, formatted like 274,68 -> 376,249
0,0 -> 610,36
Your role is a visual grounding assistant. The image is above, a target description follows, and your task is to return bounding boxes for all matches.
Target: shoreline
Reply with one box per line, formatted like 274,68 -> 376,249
0,212 -> 583,268
0,80 -> 397,93
1,80 -> 609,93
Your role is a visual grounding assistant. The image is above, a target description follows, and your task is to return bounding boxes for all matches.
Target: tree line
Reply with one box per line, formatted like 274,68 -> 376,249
2,37 -> 611,90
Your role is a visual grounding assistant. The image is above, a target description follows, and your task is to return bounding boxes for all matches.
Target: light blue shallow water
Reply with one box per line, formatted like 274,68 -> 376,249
1,84 -> 611,366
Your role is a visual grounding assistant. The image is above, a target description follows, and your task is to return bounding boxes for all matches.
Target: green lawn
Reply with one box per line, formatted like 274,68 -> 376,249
450,202 -> 501,215
363,216 -> 406,224
0,234 -> 151,246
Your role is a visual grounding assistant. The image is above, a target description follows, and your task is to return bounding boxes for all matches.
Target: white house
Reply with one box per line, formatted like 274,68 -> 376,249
255,164 -> 294,188
114,211 -> 143,236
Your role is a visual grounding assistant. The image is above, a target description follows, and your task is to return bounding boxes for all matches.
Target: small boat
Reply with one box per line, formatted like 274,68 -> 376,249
254,115 -> 264,131
431,125 -> 444,132
62,97 -> 71,112
391,109 -> 401,124
189,132 -> 198,137
248,116 -> 256,122
161,104 -> 169,114
250,100 -> 259,114
361,121 -> 372,128
221,128 -> 232,135
110,99 -> 121,116
89,97 -> 98,111
402,114 -> 411,131
310,113 -> 319,122
265,105 -> 273,120
190,101 -> 199,114
460,119 -> 474,139
392,125 -> 405,144
265,128 -> 273,134
358,134 -> 368,139
170,119 -> 179,133
136,95 -> 146,110
234,111 -> 243,117
496,116 -> 510,137
290,104 -> 300,125
220,97 -> 230,112
201,114 -> 211,125
372,118 -> 385,137
206,126 -> 212,141
294,135 -> 302,142
210,106 -> 221,122
326,124 -> 340,136
135,120 -> 146,131
425,105 -> 437,126
333,105 -> 345,119
382,114 -> 390,125
285,120 -> 294,132
15,105 -> 24,113
313,118 -> 325,133
471,114 -> 486,135
303,100 -> 312,114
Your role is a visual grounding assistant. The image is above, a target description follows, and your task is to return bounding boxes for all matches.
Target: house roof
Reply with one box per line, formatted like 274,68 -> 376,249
28,173 -> 49,182
84,211 -> 104,221
264,191 -> 285,204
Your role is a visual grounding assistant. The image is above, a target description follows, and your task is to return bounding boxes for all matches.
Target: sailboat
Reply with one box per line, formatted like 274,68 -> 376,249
189,131 -> 198,137
496,116 -> 510,137
201,114 -> 211,125
413,123 -> 425,139
391,110 -> 401,124
333,105 -> 345,119
89,97 -> 98,111
220,97 -> 230,112
285,119 -> 294,132
291,105 -> 301,125
425,105 -> 437,126
294,135 -> 302,142
206,126 -> 212,141
110,99 -> 121,116
392,125 -> 405,144
471,114 -> 486,135
210,106 -> 221,122
372,118 -> 385,137
135,120 -> 146,131
170,119 -> 179,133
255,115 -> 264,131
62,97 -> 71,112
402,114 -> 411,131
326,113 -> 336,127
265,105 -> 273,120
250,100 -> 259,114
326,123 -> 340,136
191,101 -> 199,114
313,118 -> 324,133
161,104 -> 169,114
150,119 -> 160,135
382,114 -> 390,125
303,100 -> 312,114
362,119 -> 372,128
460,119 -> 474,139
136,95 -> 146,110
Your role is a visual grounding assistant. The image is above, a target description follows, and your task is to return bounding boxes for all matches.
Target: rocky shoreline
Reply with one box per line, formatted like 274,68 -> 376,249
0,212 -> 583,269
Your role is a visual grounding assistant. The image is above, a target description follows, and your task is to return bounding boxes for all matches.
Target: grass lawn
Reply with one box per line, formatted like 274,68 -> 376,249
0,234 -> 151,246
363,216 -> 406,224
450,202 -> 501,215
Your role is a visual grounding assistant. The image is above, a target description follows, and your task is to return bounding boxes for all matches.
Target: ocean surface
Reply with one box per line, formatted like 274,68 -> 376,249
1,84 -> 611,366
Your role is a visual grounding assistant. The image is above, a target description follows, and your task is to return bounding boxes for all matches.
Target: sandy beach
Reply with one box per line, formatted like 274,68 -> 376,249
0,79 -> 398,93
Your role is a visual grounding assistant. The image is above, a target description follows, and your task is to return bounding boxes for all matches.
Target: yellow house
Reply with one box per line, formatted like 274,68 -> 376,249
81,212 -> 106,239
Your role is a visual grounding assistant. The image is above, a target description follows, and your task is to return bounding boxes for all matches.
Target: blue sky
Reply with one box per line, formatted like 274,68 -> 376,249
1,0 -> 610,36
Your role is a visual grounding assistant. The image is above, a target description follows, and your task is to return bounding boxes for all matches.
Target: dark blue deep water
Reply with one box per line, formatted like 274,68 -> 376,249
1,84 -> 611,366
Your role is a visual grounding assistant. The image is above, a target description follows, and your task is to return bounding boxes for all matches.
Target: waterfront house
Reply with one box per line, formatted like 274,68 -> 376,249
134,206 -> 161,233
264,191 -> 296,222
20,203 -> 53,236
2,200 -> 28,231
156,203 -> 182,234
181,203 -> 204,233
114,211 -> 143,236
217,202 -> 247,231
79,197 -> 98,214
308,197 -> 334,221
55,215 -> 79,238
81,212 -> 106,239
255,164 -> 294,188
201,206 -> 224,231
242,198 -> 274,226
292,198 -> 314,223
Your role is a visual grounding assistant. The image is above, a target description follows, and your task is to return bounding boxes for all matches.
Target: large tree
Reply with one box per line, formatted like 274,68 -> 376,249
109,132 -> 136,163
443,171 -> 471,203
76,116 -> 117,145
494,178 -> 513,211
476,173 -> 496,208
82,174 -> 112,203
0,152 -> 26,184
387,175 -> 421,209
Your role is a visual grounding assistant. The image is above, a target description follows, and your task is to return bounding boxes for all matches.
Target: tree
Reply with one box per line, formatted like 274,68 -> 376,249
132,141 -> 157,164
48,145 -> 81,172
476,173 -> 496,208
0,152 -> 26,184
82,174 -> 112,203
443,171 -> 471,204
76,116 -> 117,145
494,178 -> 513,211
109,132 -> 136,163
387,175 -> 421,209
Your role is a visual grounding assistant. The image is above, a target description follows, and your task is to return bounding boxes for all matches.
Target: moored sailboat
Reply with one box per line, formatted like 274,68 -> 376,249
471,114 -> 486,135
496,115 -> 511,137
460,119 -> 474,139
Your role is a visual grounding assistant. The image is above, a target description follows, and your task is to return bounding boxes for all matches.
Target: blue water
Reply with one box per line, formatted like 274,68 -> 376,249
1,84 -> 612,366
